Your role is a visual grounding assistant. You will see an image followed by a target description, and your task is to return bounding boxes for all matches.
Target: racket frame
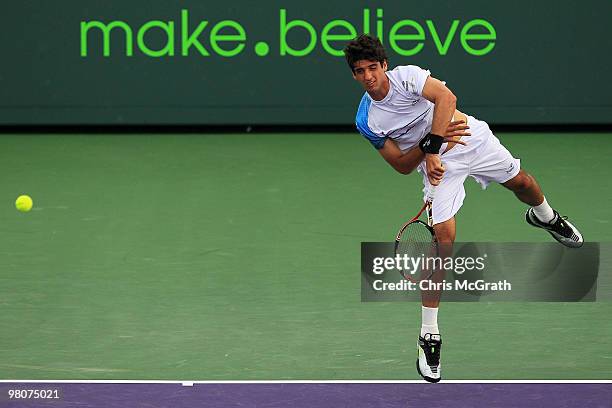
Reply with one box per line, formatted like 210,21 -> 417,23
394,186 -> 438,282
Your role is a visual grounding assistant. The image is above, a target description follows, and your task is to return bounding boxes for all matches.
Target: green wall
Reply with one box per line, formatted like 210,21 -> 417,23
1,1 -> 610,125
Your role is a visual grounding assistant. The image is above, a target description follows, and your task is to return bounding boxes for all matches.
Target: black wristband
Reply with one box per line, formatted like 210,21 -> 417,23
419,133 -> 444,154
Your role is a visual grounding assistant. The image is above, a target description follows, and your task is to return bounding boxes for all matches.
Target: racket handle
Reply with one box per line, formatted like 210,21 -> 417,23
426,185 -> 437,202
426,159 -> 443,202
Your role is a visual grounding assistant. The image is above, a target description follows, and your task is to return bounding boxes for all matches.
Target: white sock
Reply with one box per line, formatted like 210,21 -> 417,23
532,197 -> 555,224
421,306 -> 439,336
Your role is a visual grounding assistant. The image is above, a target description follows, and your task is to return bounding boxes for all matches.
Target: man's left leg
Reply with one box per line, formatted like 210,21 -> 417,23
500,169 -> 543,207
502,170 -> 583,247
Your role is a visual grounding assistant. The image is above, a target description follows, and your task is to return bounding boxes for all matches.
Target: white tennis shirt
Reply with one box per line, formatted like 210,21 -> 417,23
355,65 -> 434,151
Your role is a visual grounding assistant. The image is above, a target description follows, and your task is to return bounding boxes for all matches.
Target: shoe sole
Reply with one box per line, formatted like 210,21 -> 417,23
544,229 -> 583,248
416,359 -> 441,383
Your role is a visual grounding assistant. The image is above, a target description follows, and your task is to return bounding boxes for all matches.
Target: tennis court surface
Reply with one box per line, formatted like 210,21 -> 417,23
1,132 -> 611,383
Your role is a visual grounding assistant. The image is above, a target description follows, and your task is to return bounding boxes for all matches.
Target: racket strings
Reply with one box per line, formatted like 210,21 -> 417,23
396,221 -> 438,281
397,222 -> 435,253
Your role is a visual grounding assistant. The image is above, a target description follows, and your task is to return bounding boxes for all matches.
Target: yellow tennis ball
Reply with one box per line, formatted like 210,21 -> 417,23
15,195 -> 33,212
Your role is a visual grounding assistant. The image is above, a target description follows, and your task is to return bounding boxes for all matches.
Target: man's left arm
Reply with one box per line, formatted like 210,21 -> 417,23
420,77 -> 458,185
422,76 -> 457,136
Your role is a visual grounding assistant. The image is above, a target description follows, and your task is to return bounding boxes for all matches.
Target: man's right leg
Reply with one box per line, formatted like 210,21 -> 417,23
415,148 -> 468,383
417,217 -> 455,383
422,217 -> 455,308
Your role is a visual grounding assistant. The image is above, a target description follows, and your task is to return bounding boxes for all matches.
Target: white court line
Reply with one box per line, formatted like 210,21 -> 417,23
0,380 -> 611,384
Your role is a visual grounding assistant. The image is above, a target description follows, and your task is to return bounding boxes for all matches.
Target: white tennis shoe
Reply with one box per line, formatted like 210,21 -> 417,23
526,208 -> 583,248
417,333 -> 442,383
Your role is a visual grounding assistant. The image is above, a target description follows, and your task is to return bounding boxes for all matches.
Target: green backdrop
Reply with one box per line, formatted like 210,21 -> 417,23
1,1 -> 611,125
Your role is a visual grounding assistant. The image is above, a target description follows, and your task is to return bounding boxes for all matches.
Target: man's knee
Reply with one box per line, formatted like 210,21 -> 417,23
504,170 -> 533,192
433,217 -> 456,244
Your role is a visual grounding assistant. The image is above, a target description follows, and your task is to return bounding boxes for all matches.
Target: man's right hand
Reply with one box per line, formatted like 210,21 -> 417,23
426,153 -> 445,186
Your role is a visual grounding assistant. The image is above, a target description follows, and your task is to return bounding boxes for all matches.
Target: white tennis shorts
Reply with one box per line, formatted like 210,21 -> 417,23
417,116 -> 521,225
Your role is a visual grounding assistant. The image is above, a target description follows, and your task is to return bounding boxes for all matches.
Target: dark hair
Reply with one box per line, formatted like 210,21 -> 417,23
343,34 -> 388,72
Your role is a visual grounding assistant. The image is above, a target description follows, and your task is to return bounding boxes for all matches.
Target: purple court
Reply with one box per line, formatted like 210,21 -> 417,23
2,383 -> 611,408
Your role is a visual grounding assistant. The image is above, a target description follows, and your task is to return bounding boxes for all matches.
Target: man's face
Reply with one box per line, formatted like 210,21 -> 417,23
352,59 -> 388,94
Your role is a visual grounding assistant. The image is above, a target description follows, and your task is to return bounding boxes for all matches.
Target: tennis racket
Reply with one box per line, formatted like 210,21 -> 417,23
394,185 -> 438,283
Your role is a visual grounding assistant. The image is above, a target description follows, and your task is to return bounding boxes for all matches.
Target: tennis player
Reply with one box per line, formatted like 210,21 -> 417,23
344,34 -> 583,383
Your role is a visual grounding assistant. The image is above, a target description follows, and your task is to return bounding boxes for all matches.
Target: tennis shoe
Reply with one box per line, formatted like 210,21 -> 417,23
416,333 -> 442,383
526,208 -> 583,248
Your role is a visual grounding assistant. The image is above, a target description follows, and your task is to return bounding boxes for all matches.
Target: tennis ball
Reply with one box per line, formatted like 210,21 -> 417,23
15,195 -> 33,212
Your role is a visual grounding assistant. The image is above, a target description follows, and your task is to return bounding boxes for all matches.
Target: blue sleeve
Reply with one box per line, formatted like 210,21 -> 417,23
355,94 -> 387,150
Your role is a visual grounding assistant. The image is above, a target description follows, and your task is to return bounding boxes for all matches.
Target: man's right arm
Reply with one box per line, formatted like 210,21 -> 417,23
378,138 -> 425,175
376,119 -> 471,175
